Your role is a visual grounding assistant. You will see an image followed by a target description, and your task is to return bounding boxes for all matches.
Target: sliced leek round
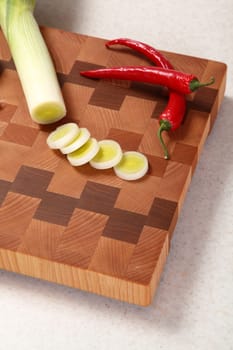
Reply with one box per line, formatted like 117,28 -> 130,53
46,123 -> 79,149
90,140 -> 123,169
67,138 -> 100,166
113,151 -> 148,181
60,127 -> 91,154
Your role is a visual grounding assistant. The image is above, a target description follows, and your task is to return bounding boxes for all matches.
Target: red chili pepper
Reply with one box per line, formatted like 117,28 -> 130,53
158,91 -> 186,158
106,38 -> 173,70
106,38 -> 185,159
80,66 -> 214,95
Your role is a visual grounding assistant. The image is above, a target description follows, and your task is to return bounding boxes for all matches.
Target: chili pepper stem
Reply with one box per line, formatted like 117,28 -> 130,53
190,76 -> 215,91
158,120 -> 171,160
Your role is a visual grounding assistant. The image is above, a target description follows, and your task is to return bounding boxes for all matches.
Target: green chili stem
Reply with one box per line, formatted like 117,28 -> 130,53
157,120 -> 171,160
190,76 -> 215,91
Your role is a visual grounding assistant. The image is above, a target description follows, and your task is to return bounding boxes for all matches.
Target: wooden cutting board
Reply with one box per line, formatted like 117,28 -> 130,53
0,27 -> 226,305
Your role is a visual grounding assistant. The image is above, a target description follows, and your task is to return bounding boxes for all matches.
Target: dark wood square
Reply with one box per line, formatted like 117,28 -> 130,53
89,80 -> 128,110
107,128 -> 143,150
11,166 -> 53,198
34,191 -> 78,226
0,179 -> 11,205
103,208 -> 146,244
78,181 -> 120,215
146,197 -> 178,230
68,60 -> 105,87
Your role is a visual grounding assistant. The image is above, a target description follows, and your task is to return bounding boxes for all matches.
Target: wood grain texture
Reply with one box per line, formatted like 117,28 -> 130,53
0,27 -> 227,305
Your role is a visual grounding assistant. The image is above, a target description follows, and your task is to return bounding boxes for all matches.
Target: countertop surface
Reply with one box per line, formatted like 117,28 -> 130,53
0,1 -> 233,349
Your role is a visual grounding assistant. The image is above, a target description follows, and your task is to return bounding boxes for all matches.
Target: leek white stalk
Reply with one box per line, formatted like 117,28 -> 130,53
0,0 -> 66,124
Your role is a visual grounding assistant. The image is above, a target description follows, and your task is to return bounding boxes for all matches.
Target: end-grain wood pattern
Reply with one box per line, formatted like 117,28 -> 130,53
0,27 -> 227,305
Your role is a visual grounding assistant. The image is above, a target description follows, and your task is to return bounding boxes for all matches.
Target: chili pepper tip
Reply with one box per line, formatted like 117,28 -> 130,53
158,120 -> 171,160
190,76 -> 215,92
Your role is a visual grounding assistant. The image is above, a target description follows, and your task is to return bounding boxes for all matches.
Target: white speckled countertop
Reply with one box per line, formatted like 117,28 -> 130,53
1,1 -> 233,349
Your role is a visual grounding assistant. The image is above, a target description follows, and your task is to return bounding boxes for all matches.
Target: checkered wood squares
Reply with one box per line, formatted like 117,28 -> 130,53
0,27 -> 227,305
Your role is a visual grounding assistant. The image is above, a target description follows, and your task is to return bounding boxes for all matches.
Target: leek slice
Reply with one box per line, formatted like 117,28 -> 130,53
90,140 -> 123,169
60,128 -> 91,155
0,0 -> 66,124
114,151 -> 148,181
46,123 -> 79,149
67,138 -> 100,166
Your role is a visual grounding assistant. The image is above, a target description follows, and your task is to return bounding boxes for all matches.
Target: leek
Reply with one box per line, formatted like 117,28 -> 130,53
0,0 -> 66,124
